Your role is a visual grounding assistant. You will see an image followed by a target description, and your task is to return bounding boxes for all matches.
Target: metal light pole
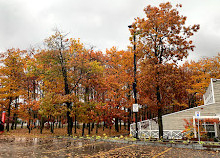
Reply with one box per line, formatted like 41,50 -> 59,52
128,25 -> 138,139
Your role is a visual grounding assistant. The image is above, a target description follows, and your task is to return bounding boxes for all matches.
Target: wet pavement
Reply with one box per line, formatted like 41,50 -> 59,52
0,137 -> 220,158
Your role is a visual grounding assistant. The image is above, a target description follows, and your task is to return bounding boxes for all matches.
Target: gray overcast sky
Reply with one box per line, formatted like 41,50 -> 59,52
0,0 -> 220,62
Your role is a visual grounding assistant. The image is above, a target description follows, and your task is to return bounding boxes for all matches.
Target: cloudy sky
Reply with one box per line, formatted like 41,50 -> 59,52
0,0 -> 220,62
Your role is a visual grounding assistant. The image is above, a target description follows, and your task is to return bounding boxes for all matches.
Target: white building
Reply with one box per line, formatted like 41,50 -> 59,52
131,78 -> 220,139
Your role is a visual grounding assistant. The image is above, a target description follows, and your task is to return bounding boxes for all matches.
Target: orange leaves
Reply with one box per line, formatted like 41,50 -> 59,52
57,93 -> 78,104
203,118 -> 220,124
105,47 -> 133,101
18,100 -> 40,122
132,2 -> 200,64
191,24 -> 200,32
182,54 -> 220,106
182,118 -> 218,139
0,49 -> 26,108
138,58 -> 190,114
101,47 -> 133,124
128,2 -> 201,119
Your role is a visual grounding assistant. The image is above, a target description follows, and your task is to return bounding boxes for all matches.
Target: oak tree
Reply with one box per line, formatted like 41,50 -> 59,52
129,2 -> 199,137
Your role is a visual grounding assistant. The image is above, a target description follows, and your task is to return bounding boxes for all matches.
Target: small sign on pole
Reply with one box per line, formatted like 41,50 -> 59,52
195,111 -> 201,143
133,104 -> 138,112
195,111 -> 200,118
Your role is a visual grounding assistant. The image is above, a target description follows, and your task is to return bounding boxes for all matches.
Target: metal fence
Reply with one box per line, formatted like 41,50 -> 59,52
130,120 -> 184,139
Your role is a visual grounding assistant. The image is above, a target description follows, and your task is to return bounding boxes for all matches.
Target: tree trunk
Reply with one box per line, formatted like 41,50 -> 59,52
91,122 -> 94,131
14,117 -> 17,130
66,103 -> 73,136
96,123 -> 98,134
56,117 -> 58,128
21,121 -> 23,128
74,114 -> 77,133
11,98 -> 18,130
11,114 -> 15,130
82,123 -> 85,136
115,118 -> 119,132
109,126 -> 112,135
88,123 -> 91,135
40,117 -> 44,134
6,97 -> 12,132
50,122 -> 54,133
128,108 -> 131,131
51,121 -> 54,134
58,116 -> 61,128
28,121 -> 31,133
50,116 -> 53,133
59,48 -> 72,136
158,108 -> 163,139
157,85 -> 163,138
103,121 -> 105,131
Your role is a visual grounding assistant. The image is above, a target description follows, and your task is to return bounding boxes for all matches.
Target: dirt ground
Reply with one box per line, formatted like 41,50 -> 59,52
2,125 -> 130,138
0,135 -> 220,158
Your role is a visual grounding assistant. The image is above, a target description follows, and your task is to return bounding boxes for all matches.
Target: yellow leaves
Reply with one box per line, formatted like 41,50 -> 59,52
39,92 -> 78,118
88,61 -> 104,74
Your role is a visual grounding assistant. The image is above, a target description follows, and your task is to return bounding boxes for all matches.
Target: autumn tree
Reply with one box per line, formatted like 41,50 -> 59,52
105,47 -> 133,132
39,92 -> 70,133
182,53 -> 220,107
139,62 -> 190,116
129,2 -> 199,137
0,49 -> 26,131
35,30 -> 97,135
70,45 -> 107,135
37,32 -> 70,135
20,52 -> 42,132
18,100 -> 40,133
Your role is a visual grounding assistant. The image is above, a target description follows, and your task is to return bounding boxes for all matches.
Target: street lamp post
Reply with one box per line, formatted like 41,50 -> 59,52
128,25 -> 138,139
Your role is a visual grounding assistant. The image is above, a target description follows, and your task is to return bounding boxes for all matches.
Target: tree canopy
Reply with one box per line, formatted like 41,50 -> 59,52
1,3 -> 219,139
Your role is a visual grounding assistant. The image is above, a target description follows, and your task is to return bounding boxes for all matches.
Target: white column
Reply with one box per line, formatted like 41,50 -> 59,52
193,116 -> 197,138
214,122 -> 218,137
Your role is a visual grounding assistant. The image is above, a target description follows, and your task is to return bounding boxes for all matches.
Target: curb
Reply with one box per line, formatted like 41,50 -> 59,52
88,138 -> 220,151
52,136 -> 220,151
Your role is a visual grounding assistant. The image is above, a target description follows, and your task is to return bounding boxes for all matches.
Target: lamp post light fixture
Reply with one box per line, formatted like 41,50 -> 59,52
128,25 -> 138,139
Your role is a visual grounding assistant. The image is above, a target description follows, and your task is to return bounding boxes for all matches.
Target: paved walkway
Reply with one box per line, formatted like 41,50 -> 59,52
0,137 -> 219,157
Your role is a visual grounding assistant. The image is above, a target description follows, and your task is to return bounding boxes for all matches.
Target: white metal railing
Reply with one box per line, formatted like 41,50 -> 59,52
132,129 -> 184,139
130,120 -> 184,139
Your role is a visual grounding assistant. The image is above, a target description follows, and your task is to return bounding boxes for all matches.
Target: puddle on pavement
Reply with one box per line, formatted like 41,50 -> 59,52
41,139 -> 91,151
47,141 -> 127,157
0,137 -> 128,157
0,137 -> 56,148
78,142 -> 124,154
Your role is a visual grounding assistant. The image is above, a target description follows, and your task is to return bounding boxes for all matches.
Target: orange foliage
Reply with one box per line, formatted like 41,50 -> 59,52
182,53 -> 220,106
